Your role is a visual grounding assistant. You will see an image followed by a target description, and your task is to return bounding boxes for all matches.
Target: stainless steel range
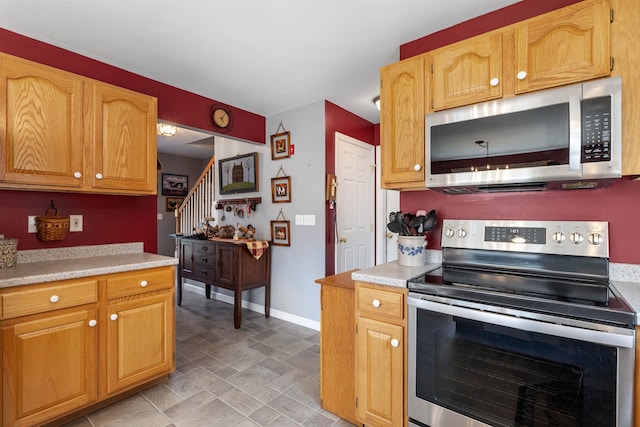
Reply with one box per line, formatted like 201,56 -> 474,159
407,220 -> 635,427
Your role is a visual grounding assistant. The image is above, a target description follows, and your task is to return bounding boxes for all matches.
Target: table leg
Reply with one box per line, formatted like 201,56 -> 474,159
205,284 -> 211,299
234,288 -> 242,329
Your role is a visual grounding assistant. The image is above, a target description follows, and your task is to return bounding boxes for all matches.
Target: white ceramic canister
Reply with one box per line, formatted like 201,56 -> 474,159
397,235 -> 427,267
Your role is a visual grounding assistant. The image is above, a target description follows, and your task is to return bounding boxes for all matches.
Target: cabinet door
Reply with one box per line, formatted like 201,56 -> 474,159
0,54 -> 84,189
216,244 -> 236,286
106,291 -> 174,395
356,317 -> 403,427
515,0 -> 610,93
2,309 -> 97,427
380,55 -> 426,189
88,81 -> 157,194
431,32 -> 503,111
179,240 -> 194,275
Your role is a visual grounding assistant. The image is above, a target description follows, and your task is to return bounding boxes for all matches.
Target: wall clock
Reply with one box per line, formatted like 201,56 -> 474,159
211,106 -> 232,131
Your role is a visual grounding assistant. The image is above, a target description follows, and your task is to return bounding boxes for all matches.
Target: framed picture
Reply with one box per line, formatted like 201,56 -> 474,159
270,131 -> 291,160
162,174 -> 188,196
165,197 -> 184,212
218,152 -> 259,195
270,220 -> 291,246
271,176 -> 291,203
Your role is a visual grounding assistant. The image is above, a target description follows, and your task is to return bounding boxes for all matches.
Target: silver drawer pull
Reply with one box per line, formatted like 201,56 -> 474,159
49,295 -> 60,303
110,313 -> 118,321
140,280 -> 148,287
88,319 -> 97,327
372,299 -> 381,308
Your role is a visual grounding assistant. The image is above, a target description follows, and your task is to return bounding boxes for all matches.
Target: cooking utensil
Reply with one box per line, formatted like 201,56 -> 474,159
422,209 -> 437,232
387,221 -> 403,234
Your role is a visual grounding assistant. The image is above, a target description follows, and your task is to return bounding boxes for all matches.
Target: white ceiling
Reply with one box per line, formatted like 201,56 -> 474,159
1,0 -> 520,157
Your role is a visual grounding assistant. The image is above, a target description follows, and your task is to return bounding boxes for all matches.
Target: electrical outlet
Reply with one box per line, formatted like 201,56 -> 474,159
28,216 -> 37,233
70,215 -> 83,232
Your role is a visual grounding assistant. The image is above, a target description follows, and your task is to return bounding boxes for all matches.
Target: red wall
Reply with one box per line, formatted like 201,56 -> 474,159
0,191 -> 157,251
0,29 -> 267,253
399,0 -> 640,264
324,101 -> 376,275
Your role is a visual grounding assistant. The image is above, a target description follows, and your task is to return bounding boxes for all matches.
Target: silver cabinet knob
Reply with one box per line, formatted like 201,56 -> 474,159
390,339 -> 399,348
372,299 -> 381,308
73,171 -> 82,179
49,295 -> 59,303
140,280 -> 148,287
413,164 -> 422,172
516,70 -> 527,80
88,319 -> 97,327
95,173 -> 103,180
110,313 -> 118,321
489,77 -> 499,87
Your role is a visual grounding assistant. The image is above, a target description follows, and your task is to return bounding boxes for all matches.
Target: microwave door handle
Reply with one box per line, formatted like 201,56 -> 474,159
568,95 -> 582,171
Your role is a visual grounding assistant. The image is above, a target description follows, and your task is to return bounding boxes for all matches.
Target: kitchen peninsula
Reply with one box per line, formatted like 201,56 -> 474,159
0,243 -> 177,427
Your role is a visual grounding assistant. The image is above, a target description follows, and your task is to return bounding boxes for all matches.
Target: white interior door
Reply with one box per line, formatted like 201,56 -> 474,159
335,132 -> 374,273
376,146 -> 400,264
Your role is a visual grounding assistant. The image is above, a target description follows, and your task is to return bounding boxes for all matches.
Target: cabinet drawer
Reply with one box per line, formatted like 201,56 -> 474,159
190,265 -> 216,281
1,279 -> 98,319
193,251 -> 216,266
193,242 -> 215,253
106,267 -> 174,299
357,285 -> 404,321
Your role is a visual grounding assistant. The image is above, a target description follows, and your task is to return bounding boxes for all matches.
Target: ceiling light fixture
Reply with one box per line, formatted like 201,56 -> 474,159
157,122 -> 177,136
373,96 -> 380,111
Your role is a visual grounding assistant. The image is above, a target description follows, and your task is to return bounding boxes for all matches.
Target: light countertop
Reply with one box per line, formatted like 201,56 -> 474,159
0,243 -> 178,288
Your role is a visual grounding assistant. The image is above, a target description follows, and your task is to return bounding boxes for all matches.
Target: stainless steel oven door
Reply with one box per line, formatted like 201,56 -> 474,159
407,293 -> 635,427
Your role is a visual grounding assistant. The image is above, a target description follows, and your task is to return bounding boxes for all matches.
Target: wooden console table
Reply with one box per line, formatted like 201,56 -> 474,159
177,237 -> 271,328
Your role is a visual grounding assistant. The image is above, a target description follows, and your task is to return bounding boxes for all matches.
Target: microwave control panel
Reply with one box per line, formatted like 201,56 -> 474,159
581,96 -> 611,163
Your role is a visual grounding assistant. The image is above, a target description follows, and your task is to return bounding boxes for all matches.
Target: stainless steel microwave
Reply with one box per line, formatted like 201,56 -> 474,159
425,77 -> 622,193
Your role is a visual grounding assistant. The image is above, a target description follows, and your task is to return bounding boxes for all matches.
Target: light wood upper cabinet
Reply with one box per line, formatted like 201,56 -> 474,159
514,0 -> 611,93
431,32 -> 503,111
88,82 -> 157,194
610,0 -> 640,176
0,55 -> 85,189
0,52 -> 158,195
380,55 -> 427,189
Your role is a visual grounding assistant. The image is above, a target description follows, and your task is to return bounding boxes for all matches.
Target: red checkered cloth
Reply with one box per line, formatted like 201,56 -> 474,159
246,240 -> 269,260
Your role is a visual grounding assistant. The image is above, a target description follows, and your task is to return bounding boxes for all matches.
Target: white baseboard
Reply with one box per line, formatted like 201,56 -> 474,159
182,283 -> 320,331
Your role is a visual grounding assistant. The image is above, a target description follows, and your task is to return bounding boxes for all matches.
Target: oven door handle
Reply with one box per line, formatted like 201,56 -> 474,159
408,296 -> 635,348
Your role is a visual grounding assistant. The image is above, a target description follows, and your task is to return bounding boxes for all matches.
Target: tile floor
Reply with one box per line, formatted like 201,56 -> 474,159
63,289 -> 356,427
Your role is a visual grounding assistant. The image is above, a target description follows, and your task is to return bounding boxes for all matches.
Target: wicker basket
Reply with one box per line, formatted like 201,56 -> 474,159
36,206 -> 70,241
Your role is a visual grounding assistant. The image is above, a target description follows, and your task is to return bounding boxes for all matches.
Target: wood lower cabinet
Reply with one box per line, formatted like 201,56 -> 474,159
104,268 -> 175,395
315,270 -> 358,425
2,308 -> 98,427
177,238 -> 271,329
0,52 -> 157,195
355,282 -> 406,427
0,266 -> 176,427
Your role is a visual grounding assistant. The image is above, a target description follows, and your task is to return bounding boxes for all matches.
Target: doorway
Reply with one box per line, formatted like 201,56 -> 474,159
334,132 -> 375,273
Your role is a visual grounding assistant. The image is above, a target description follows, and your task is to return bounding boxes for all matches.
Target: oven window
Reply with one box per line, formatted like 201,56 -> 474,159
415,309 -> 616,427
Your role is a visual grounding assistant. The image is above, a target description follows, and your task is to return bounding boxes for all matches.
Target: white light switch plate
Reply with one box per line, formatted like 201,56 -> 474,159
28,216 -> 37,233
70,215 -> 83,232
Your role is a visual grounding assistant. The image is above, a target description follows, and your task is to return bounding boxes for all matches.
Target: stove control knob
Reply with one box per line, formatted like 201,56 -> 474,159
457,229 -> 468,238
588,232 -> 604,245
570,232 -> 584,245
445,228 -> 455,238
552,231 -> 566,243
